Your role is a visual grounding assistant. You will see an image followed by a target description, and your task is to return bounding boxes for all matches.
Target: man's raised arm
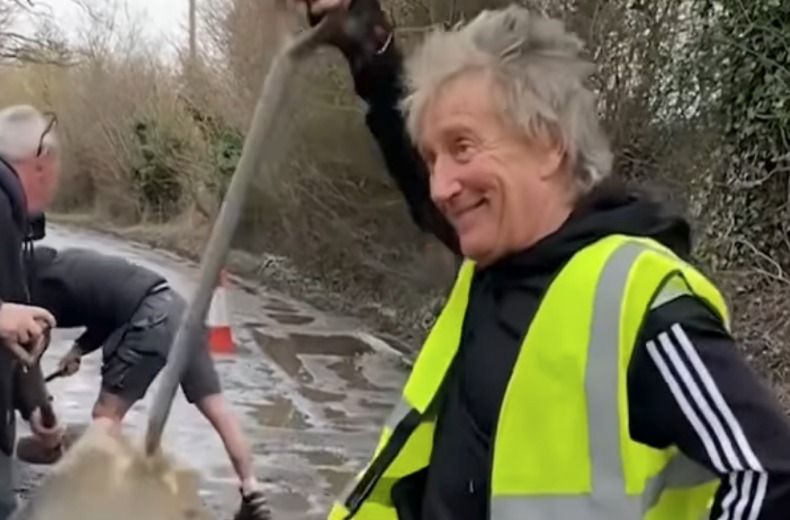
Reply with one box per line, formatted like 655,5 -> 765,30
303,0 -> 460,253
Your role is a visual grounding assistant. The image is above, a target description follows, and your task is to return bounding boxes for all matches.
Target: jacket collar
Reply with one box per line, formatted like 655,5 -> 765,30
0,155 -> 28,229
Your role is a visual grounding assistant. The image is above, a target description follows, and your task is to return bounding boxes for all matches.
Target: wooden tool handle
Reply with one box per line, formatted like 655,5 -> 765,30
144,17 -> 335,457
39,401 -> 57,429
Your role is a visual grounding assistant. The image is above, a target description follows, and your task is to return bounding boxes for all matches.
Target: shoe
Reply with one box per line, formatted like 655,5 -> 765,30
15,436 -> 63,465
234,488 -> 273,520
15,423 -> 86,465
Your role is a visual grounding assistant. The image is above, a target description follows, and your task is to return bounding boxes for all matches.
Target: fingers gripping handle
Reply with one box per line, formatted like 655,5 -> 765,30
143,19 -> 334,457
8,324 -> 51,369
17,328 -> 57,429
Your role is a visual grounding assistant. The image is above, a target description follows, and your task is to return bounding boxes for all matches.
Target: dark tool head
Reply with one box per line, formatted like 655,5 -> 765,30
45,368 -> 67,383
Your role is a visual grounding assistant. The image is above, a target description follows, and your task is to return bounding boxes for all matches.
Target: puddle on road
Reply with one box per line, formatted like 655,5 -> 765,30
252,330 -> 315,384
252,330 -> 383,393
242,320 -> 267,329
301,449 -> 347,466
270,314 -> 315,325
247,396 -> 313,430
298,387 -> 344,403
265,306 -> 298,314
359,398 -> 392,411
327,358 -> 383,391
268,490 -> 312,514
318,468 -> 353,497
324,407 -> 347,420
375,334 -> 414,356
264,298 -> 298,314
280,334 -> 373,357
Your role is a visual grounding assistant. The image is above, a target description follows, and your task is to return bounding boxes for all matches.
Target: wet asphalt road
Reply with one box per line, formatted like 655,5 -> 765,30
16,224 -> 409,519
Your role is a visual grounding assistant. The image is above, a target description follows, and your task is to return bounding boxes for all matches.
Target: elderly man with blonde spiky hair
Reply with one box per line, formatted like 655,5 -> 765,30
296,2 -> 790,519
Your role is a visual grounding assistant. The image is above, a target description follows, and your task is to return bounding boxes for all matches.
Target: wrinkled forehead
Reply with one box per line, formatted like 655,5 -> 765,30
417,71 -> 506,144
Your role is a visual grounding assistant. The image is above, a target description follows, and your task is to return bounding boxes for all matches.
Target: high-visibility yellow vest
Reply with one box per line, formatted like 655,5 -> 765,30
328,234 -> 731,520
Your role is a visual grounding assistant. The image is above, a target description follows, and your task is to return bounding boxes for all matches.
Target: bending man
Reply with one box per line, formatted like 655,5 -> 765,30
31,245 -> 270,520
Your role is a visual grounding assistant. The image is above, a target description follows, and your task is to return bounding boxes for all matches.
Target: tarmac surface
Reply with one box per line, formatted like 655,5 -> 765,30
15,224 -> 409,519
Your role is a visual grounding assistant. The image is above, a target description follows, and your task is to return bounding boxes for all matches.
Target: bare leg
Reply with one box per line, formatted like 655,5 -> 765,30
92,391 -> 133,437
195,393 -> 257,492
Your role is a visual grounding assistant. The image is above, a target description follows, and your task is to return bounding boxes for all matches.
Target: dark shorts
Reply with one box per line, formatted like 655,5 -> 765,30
101,286 -> 221,405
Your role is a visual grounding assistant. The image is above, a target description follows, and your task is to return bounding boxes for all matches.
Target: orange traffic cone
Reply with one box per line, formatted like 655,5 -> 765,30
207,270 -> 235,354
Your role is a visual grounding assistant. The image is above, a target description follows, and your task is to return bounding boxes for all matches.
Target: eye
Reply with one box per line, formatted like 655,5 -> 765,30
451,138 -> 475,162
420,147 -> 437,174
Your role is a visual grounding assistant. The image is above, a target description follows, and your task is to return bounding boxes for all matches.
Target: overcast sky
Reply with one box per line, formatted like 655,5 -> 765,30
21,0 -> 190,53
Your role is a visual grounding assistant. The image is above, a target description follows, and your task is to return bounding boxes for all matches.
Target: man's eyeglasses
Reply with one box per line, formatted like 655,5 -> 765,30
36,111 -> 58,159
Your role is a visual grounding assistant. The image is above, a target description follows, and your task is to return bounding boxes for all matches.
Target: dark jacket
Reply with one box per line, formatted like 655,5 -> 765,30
31,246 -> 166,353
0,157 -> 51,455
344,36 -> 790,519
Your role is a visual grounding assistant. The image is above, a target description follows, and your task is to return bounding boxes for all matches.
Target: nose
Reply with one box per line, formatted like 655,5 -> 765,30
430,154 -> 463,204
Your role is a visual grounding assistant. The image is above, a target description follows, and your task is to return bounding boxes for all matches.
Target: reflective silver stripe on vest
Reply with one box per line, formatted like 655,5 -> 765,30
492,454 -> 714,520
491,241 -> 716,520
650,276 -> 693,310
586,242 -> 646,506
641,454 -> 715,511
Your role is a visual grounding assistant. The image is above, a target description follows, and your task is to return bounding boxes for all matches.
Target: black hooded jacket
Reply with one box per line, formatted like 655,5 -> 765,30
345,37 -> 790,520
0,157 -> 50,455
0,158 -> 29,301
30,245 -> 166,353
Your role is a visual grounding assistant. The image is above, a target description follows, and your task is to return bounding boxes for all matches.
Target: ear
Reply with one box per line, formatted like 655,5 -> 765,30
535,133 -> 567,181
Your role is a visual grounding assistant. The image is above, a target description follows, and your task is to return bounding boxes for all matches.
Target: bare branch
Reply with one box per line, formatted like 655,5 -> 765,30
0,0 -> 73,64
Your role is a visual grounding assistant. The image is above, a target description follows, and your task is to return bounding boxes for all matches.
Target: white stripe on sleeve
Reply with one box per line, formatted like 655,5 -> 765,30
658,331 -> 743,470
645,339 -> 726,473
671,323 -> 764,471
647,323 -> 769,520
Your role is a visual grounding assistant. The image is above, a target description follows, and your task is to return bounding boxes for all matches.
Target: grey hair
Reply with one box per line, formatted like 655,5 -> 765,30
401,5 -> 613,192
0,104 -> 59,162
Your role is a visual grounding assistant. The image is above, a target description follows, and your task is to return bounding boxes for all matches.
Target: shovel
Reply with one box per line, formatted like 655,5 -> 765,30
10,12 -> 339,520
144,13 -> 342,457
14,329 -> 70,466
16,366 -> 78,466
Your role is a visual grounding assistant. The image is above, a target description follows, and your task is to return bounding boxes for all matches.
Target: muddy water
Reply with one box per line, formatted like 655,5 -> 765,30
20,224 -> 409,519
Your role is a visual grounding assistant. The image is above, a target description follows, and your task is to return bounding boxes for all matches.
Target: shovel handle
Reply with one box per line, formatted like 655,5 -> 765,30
17,326 -> 58,429
144,16 -> 335,457
39,401 -> 57,429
